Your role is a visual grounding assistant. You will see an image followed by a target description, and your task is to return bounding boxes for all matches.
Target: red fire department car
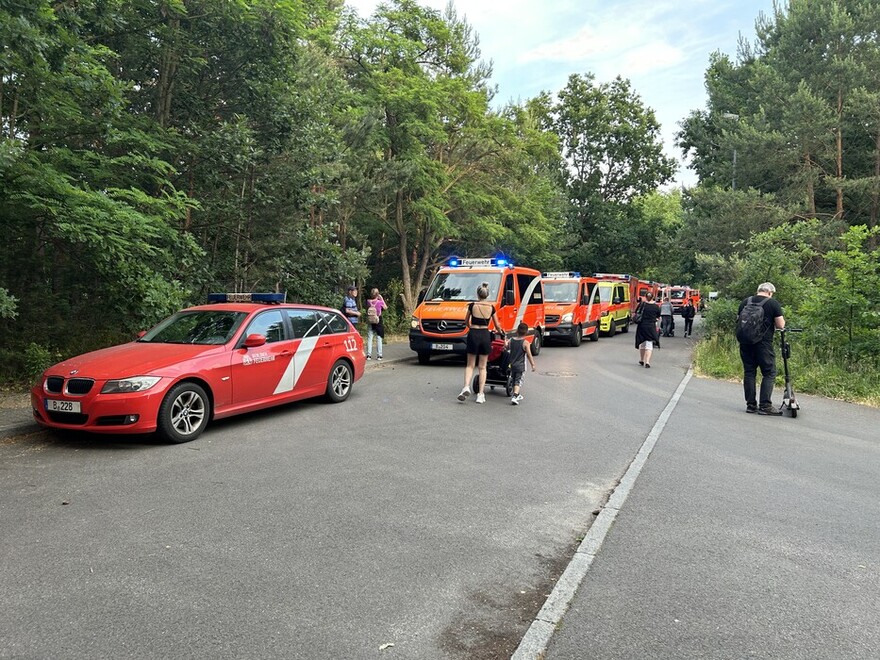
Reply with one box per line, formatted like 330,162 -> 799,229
31,293 -> 365,443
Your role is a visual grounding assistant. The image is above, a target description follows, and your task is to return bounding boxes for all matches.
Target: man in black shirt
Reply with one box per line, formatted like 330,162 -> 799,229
737,282 -> 785,415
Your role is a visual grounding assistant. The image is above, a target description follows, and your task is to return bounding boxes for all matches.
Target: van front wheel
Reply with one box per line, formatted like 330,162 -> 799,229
417,351 -> 431,365
531,332 -> 542,356
570,324 -> 582,347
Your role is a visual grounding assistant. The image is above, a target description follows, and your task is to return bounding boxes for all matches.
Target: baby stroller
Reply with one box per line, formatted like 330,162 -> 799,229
472,332 -> 513,397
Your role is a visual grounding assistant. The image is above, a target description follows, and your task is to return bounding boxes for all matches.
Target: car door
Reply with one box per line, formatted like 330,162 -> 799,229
278,308 -> 328,395
230,309 -> 295,406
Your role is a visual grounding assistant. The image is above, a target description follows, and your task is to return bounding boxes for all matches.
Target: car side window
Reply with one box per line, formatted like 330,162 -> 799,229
245,310 -> 286,343
318,311 -> 350,334
288,309 -> 320,339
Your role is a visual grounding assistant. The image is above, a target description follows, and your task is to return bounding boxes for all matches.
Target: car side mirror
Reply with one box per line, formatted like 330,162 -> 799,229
613,297 -> 621,304
136,330 -> 147,339
503,290 -> 515,306
244,333 -> 267,348
417,289 -> 426,304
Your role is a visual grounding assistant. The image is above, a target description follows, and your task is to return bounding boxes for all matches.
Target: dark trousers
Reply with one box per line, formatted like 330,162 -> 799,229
660,315 -> 673,336
740,341 -> 777,407
684,318 -> 693,336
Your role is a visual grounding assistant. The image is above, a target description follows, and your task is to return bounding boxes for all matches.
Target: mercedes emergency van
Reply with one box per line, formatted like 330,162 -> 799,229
542,272 -> 601,346
409,258 -> 545,364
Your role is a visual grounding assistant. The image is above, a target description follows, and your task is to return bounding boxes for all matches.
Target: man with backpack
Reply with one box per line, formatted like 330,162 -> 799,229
736,282 -> 786,415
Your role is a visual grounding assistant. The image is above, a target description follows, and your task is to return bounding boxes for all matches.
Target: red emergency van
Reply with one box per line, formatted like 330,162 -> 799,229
409,257 -> 545,364
542,272 -> 602,346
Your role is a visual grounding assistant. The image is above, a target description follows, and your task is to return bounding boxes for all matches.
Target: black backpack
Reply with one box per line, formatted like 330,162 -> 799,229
736,296 -> 769,344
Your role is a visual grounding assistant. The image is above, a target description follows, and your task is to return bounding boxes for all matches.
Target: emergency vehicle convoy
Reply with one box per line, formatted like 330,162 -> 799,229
542,272 -> 602,346
409,257 -> 545,364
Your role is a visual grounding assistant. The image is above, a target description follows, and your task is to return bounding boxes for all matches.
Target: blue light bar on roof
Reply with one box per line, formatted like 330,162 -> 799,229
208,292 -> 285,304
449,257 -> 514,269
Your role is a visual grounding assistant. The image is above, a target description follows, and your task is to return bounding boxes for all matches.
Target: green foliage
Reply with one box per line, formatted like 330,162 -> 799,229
0,288 -> 17,319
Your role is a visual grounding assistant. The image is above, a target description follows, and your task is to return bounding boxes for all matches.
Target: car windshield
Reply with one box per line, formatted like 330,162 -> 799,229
139,311 -> 247,345
543,281 -> 578,303
670,289 -> 686,300
598,286 -> 612,303
424,272 -> 502,302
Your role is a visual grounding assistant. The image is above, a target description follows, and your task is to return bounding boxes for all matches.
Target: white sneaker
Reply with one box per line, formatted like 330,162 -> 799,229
515,394 -> 524,403
457,387 -> 471,401
475,392 -> 486,404
511,395 -> 519,405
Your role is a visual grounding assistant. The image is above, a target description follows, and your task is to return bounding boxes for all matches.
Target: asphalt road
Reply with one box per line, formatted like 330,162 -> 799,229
1,320 -> 878,659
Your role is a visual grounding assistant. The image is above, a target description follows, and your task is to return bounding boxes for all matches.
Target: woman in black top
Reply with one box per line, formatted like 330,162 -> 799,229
634,292 -> 662,368
458,283 -> 503,404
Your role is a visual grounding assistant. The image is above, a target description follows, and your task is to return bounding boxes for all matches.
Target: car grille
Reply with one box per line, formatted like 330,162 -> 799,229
545,314 -> 560,324
45,377 -> 95,395
421,320 -> 466,334
47,411 -> 89,425
67,378 -> 94,395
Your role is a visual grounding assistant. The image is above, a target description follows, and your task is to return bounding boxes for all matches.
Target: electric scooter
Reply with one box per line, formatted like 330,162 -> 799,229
779,328 -> 803,417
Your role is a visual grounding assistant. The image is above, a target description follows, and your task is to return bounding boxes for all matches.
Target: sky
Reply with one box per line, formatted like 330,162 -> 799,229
345,0 -> 777,187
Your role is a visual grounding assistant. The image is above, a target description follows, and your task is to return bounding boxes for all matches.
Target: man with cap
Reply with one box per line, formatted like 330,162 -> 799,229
343,285 -> 360,325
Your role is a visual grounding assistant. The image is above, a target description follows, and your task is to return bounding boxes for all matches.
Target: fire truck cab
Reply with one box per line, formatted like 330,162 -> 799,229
409,257 -> 545,364
541,272 -> 601,346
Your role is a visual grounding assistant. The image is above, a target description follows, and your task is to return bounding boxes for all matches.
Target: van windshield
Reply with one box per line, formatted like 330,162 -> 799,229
598,286 -> 612,303
543,281 -> 578,303
424,272 -> 502,302
670,289 -> 686,300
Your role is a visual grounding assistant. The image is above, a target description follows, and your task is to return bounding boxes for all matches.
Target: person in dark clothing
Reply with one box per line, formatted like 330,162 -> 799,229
681,299 -> 696,337
458,282 -> 503,404
737,282 -> 785,415
634,292 -> 662,368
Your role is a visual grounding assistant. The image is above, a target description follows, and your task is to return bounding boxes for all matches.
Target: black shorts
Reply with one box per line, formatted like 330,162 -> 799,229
466,328 -> 492,355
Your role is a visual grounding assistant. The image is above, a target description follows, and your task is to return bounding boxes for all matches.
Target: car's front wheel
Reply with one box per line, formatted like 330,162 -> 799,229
157,382 -> 210,444
326,359 -> 354,402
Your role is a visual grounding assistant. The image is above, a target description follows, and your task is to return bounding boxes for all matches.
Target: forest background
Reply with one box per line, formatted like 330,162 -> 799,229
1,0 -> 878,403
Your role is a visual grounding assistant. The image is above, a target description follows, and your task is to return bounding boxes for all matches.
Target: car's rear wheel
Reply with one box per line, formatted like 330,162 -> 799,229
570,324 -> 582,347
326,359 -> 353,402
157,382 -> 210,444
588,327 -> 599,342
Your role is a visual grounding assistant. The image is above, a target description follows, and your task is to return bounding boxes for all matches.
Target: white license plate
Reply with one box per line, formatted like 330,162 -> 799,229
432,343 -> 454,351
45,399 -> 81,413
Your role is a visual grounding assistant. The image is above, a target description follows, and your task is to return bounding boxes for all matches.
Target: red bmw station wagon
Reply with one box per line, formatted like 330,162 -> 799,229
31,293 -> 366,443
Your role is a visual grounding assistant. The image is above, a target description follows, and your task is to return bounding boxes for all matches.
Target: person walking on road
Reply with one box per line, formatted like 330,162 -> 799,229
634,292 -> 661,368
659,297 -> 674,337
682,299 -> 696,337
736,282 -> 785,415
458,282 -> 503,404
508,322 -> 537,405
364,287 -> 386,361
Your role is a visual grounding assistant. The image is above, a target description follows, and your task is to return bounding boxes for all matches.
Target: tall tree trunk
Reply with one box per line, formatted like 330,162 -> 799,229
871,131 -> 880,249
805,151 -> 816,217
156,12 -> 180,129
835,89 -> 844,218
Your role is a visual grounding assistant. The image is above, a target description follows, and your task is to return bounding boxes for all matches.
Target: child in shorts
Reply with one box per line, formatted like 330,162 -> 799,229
508,322 -> 537,405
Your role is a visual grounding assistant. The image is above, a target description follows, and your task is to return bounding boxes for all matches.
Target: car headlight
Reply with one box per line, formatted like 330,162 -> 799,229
561,313 -> 573,323
101,376 -> 162,394
600,311 -> 609,317
410,316 -> 420,329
